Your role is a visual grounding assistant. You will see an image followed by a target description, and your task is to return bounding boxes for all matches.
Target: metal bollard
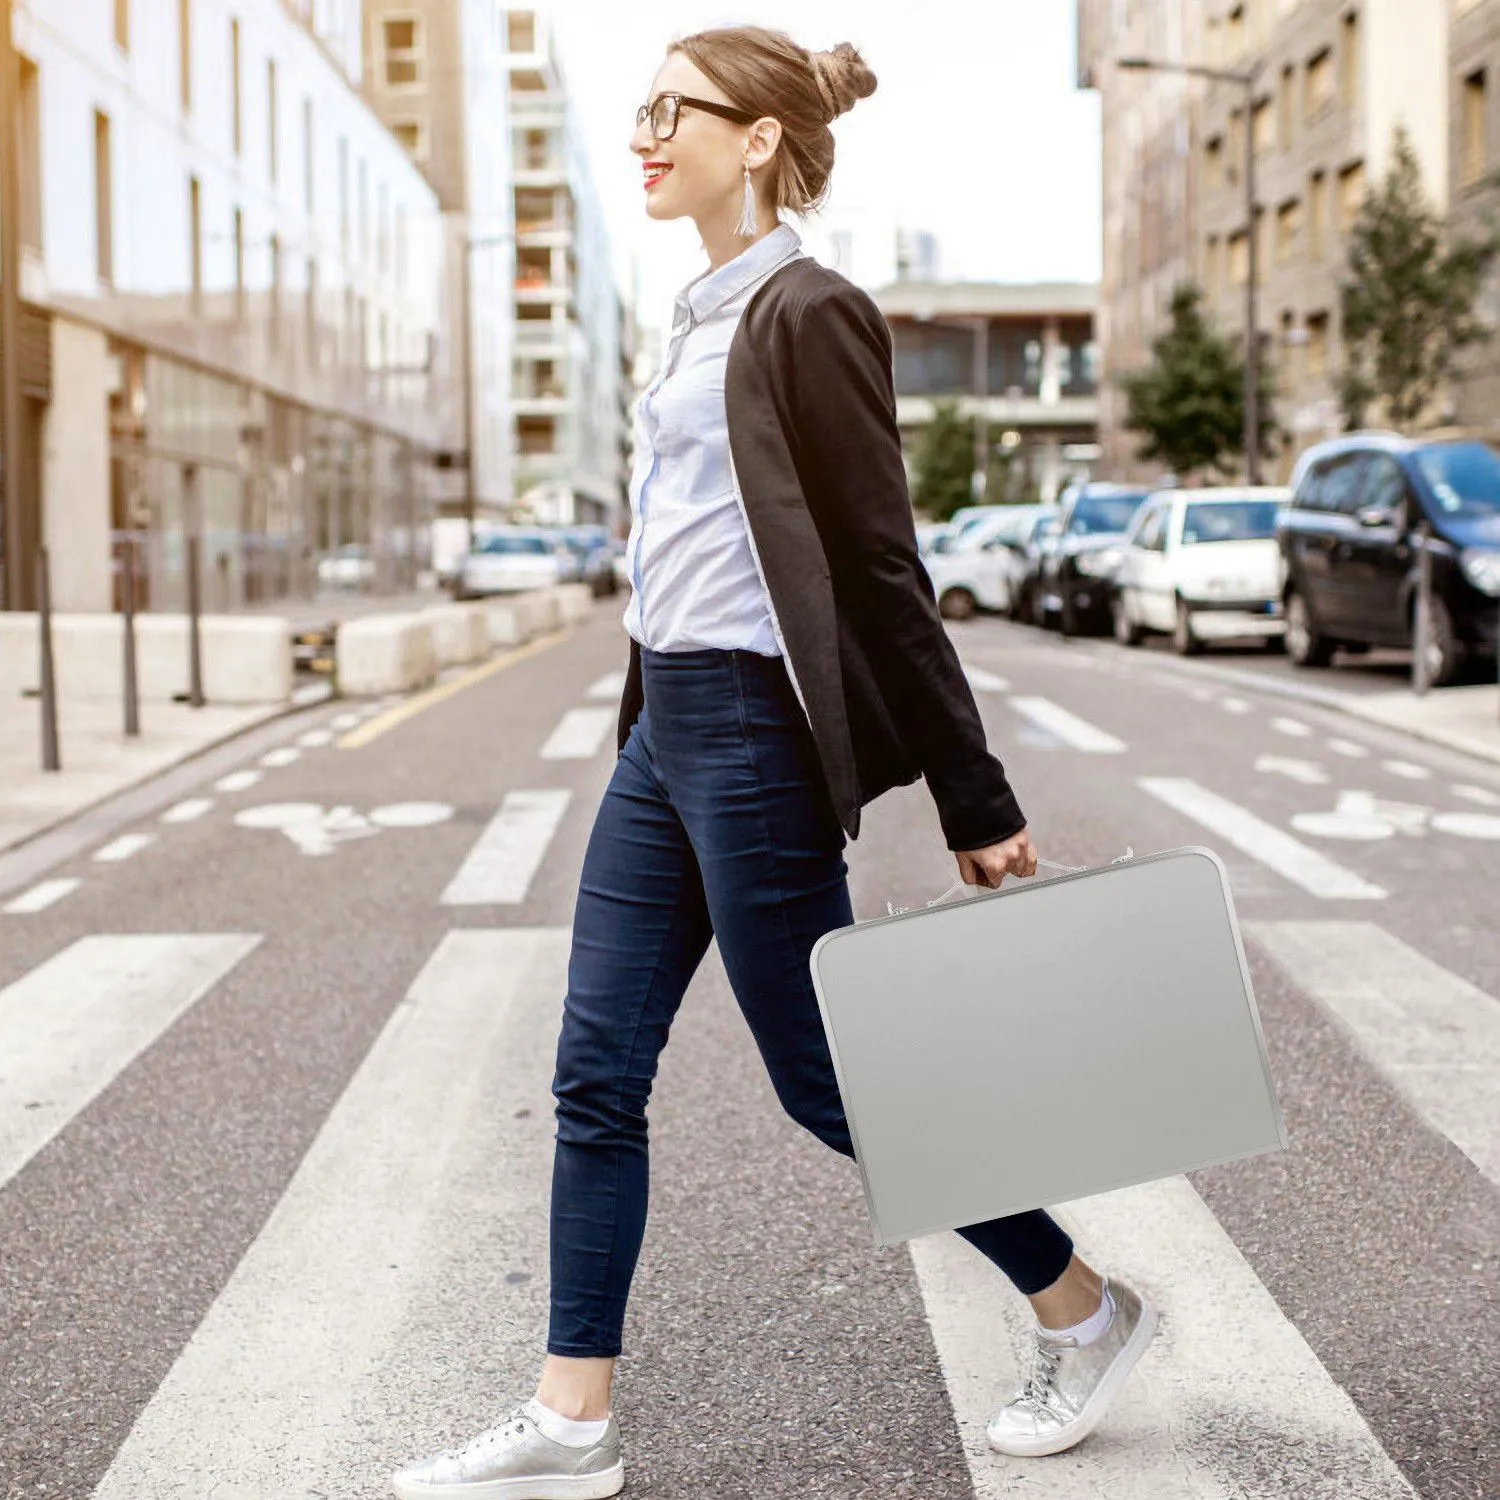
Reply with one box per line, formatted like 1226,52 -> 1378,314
122,533 -> 140,737
1411,522 -> 1432,697
187,532 -> 206,708
36,545 -> 60,771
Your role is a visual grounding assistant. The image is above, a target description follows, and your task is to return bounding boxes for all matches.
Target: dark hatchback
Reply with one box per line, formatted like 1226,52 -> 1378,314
1036,483 -> 1153,635
1278,433 -> 1500,684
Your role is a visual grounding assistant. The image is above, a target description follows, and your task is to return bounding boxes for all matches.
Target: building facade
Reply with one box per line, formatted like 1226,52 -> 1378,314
360,0 -> 515,524
4,0 -> 448,614
502,6 -> 627,529
871,281 -> 1101,504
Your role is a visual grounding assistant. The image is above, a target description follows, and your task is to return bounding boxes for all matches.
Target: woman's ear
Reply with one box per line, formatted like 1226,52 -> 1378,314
746,117 -> 782,172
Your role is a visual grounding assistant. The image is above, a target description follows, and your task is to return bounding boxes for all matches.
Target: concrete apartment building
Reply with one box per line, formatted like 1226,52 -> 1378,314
502,7 -> 627,529
871,281 -> 1102,503
2,0 -> 448,615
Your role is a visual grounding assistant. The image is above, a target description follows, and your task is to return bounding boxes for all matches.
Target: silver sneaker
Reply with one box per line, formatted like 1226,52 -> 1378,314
391,1401 -> 624,1499
986,1277 -> 1158,1457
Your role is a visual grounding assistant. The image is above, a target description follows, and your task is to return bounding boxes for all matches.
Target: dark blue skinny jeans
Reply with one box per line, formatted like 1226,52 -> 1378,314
548,646 -> 1074,1358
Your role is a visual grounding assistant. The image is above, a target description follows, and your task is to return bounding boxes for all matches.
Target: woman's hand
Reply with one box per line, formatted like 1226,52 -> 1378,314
955,828 -> 1038,888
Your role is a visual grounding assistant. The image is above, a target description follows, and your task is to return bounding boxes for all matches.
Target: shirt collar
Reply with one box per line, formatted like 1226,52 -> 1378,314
675,223 -> 802,327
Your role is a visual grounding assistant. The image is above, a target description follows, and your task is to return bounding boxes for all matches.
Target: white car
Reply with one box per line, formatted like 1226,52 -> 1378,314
453,529 -> 572,598
924,505 -> 1053,620
1112,487 -> 1290,654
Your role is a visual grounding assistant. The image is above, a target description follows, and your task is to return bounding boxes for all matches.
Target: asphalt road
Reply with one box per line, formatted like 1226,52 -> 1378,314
1,605 -> 1496,1500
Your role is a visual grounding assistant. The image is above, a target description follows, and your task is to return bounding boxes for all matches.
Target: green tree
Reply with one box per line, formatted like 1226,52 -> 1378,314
1120,283 -> 1275,479
911,400 -> 978,522
1339,126 -> 1500,430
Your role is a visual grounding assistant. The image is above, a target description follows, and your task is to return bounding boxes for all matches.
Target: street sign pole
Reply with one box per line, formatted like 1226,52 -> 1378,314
187,532 -> 205,707
122,533 -> 140,736
36,544 -> 59,769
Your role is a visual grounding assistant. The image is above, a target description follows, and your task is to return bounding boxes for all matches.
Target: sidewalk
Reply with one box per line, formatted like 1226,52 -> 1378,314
0,694 -> 315,855
242,587 -> 452,632
1340,682 -> 1500,764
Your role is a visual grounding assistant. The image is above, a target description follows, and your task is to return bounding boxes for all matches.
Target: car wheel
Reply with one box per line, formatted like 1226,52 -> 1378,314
1285,587 -> 1335,668
1419,594 -> 1464,687
939,587 -> 977,622
1173,598 -> 1202,656
1113,593 -> 1143,647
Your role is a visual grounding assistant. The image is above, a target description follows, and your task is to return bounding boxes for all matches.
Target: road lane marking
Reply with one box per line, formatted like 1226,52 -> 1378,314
1255,755 -> 1329,786
1431,811 -> 1500,839
441,790 -> 572,905
160,798 -> 214,824
330,712 -> 362,730
539,707 -> 616,760
1009,697 -> 1126,753
214,770 -> 262,793
962,665 -> 1011,693
1382,759 -> 1432,781
90,929 -> 566,1499
1453,784 -> 1500,806
1221,696 -> 1251,714
3,877 -> 81,915
338,631 -> 571,751
1138,778 -> 1387,900
1271,716 -> 1313,738
297,728 -> 335,748
911,1173 -> 1415,1499
94,833 -> 156,863
587,669 -> 627,700
1249,922 -> 1500,1186
0,934 -> 260,1188
259,747 -> 302,768
1327,738 -> 1370,758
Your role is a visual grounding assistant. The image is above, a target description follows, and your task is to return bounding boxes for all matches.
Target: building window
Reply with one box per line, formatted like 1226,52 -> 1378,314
1256,206 -> 1270,286
18,56 -> 41,253
1308,169 -> 1327,258
306,257 -> 320,367
338,136 -> 350,254
94,110 -> 114,286
1306,310 -> 1331,379
1205,235 -> 1222,298
1337,159 -> 1365,233
303,98 -> 315,213
1226,2 -> 1246,58
1227,109 -> 1244,183
267,60 -> 279,184
507,11 -> 536,52
1306,48 -> 1334,119
115,0 -> 129,51
1276,197 -> 1302,263
1280,310 -> 1298,383
1279,64 -> 1295,148
1252,97 -> 1273,157
1206,135 -> 1224,192
1464,69 -> 1488,188
1339,11 -> 1360,111
189,175 -> 203,310
518,415 -> 558,455
390,120 -> 428,162
381,17 -> 424,88
179,0 -> 192,111
1228,230 -> 1248,287
230,18 -> 242,155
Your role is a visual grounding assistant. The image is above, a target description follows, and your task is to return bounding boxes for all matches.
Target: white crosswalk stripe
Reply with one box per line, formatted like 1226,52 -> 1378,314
587,669 -> 628,700
1010,697 -> 1126,753
1248,922 -> 1500,1187
962,665 -> 1011,693
91,929 -> 565,1499
440,790 -> 572,905
0,935 -> 260,1189
2,876 -> 80,915
540,706 -> 616,760
1139,778 -> 1387,901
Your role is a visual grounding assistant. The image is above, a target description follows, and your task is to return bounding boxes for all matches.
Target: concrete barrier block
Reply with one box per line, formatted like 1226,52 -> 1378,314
420,604 -> 490,667
485,602 -> 527,649
202,616 -> 294,702
511,591 -> 558,636
552,583 -> 594,625
337,614 -> 436,696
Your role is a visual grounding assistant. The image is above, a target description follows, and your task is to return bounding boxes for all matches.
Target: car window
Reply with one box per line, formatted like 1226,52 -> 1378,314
1413,441 -> 1500,516
1066,492 -> 1150,535
1361,455 -> 1409,517
1320,453 -> 1369,516
1131,506 -> 1164,552
1181,500 -> 1283,544
478,534 -> 550,555
1296,461 -> 1329,511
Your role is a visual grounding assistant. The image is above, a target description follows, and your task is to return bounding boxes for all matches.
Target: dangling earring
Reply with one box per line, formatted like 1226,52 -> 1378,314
734,160 -> 759,239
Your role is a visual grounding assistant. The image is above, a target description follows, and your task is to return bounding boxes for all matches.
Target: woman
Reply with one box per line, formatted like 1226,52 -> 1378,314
394,26 -> 1157,1499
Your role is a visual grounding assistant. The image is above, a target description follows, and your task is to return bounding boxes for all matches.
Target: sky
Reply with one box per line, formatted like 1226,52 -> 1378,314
544,0 -> 1103,337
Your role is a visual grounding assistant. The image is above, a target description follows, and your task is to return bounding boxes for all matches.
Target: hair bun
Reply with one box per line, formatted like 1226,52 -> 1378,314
810,41 -> 877,122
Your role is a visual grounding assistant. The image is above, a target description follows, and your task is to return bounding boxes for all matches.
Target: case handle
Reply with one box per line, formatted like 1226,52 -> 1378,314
886,849 -> 1134,917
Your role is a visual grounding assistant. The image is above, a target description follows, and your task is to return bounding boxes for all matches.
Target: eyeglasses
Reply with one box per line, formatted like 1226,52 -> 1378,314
635,92 -> 758,142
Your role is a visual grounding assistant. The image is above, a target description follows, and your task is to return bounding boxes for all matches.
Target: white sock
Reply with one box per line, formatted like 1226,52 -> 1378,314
1040,1281 -> 1115,1346
524,1398 -> 610,1447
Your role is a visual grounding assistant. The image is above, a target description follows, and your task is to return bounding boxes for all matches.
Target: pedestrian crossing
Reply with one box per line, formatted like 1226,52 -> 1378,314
0,913 -> 1483,1496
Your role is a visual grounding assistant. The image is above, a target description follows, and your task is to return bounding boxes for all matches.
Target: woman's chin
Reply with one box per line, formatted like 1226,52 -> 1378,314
644,193 -> 685,222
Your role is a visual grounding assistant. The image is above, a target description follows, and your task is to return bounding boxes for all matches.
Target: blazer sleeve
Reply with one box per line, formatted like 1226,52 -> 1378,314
786,281 -> 1027,851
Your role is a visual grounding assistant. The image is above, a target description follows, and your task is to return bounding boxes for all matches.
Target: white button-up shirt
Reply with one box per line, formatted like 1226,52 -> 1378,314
621,223 -> 805,655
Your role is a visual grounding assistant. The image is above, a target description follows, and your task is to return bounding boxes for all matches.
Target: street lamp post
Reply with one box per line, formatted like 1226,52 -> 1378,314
1117,55 -> 1264,484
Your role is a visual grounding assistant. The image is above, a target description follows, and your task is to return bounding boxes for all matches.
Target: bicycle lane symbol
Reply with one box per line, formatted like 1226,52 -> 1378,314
233,802 -> 454,856
1291,791 -> 1500,842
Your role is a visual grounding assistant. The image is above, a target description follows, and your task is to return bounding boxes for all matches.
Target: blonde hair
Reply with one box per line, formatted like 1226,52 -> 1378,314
669,26 -> 877,213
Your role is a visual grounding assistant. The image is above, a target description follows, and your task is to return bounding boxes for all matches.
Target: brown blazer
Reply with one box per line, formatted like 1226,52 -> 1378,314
616,256 -> 1025,852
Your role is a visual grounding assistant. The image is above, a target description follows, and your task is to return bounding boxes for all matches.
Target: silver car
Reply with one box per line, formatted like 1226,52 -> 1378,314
452,529 -> 571,599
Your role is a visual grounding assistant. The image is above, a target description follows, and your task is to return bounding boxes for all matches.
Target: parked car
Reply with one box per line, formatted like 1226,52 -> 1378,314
923,505 -> 1052,620
1035,483 -> 1154,634
317,543 -> 375,591
1277,432 -> 1500,684
916,522 -> 957,557
1011,511 -> 1064,623
560,525 -> 621,598
1113,487 -> 1289,654
452,528 -> 572,599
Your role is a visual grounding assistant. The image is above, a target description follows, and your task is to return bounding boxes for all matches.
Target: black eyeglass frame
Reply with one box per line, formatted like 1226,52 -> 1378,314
636,92 -> 759,141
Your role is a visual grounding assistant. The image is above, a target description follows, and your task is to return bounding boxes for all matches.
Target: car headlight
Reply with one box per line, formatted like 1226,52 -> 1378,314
1460,549 -> 1500,597
1076,547 -> 1123,578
